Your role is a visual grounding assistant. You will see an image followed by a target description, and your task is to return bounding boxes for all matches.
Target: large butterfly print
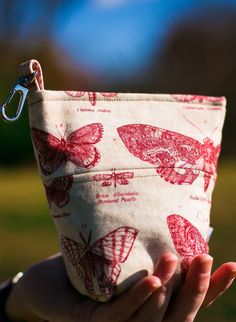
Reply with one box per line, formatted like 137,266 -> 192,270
65,91 -> 118,106
93,169 -> 134,188
44,175 -> 73,208
167,214 -> 208,272
31,123 -> 103,175
61,226 -> 138,299
117,124 -> 221,191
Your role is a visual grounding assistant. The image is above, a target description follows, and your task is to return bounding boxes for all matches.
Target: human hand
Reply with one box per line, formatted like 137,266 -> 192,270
6,253 -> 236,322
163,256 -> 236,321
6,252 -> 177,322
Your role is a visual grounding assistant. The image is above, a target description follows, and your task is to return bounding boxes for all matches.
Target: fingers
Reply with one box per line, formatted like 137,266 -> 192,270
130,253 -> 178,322
203,262 -> 236,307
104,274 -> 162,321
155,253 -> 179,284
164,254 -> 213,322
102,253 -> 178,322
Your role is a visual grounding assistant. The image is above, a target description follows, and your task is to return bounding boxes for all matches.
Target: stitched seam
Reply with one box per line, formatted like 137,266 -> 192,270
43,166 -> 216,183
28,98 -> 225,108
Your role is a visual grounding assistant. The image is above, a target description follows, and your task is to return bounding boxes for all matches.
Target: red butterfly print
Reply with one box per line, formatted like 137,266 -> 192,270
93,168 -> 134,188
172,94 -> 225,104
44,175 -> 73,208
61,226 -> 138,298
65,91 -> 118,106
117,124 -> 221,191
31,123 -> 103,175
167,214 -> 208,272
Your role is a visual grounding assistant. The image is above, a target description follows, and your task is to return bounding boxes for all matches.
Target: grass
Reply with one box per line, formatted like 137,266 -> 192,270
0,161 -> 236,321
0,166 -> 58,278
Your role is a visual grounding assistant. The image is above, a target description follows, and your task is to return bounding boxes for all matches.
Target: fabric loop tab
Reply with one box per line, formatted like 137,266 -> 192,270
19,59 -> 44,91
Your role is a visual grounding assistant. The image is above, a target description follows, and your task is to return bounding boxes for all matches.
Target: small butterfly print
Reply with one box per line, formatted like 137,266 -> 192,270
65,91 -> 118,106
117,124 -> 220,191
31,123 -> 103,175
61,226 -> 138,298
172,94 -> 225,104
93,169 -> 134,188
167,214 -> 208,272
44,175 -> 73,208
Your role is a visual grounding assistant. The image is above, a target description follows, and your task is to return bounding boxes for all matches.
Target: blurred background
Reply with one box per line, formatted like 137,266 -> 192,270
0,0 -> 235,320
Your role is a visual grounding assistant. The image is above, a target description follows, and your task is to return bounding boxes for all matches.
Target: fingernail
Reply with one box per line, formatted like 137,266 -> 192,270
200,256 -> 213,275
152,277 -> 162,288
165,258 -> 178,275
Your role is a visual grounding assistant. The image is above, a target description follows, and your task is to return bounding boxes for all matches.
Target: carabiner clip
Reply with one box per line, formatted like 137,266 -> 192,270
0,71 -> 37,123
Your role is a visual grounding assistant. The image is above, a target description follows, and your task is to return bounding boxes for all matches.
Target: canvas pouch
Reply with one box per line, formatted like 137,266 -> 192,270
20,59 -> 226,302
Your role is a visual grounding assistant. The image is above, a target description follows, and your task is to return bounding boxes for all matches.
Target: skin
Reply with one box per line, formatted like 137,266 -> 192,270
6,253 -> 236,322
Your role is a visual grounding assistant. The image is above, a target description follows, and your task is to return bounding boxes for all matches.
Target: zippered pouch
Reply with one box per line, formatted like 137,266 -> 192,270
18,59 -> 226,302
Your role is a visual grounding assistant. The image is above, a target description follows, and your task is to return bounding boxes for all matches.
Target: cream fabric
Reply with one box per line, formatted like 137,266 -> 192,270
25,62 -> 226,302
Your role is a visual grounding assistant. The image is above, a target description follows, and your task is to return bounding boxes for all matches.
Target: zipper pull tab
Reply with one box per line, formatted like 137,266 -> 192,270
0,71 -> 37,123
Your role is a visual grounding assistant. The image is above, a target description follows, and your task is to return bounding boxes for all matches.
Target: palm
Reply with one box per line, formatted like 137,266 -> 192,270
6,254 -> 236,322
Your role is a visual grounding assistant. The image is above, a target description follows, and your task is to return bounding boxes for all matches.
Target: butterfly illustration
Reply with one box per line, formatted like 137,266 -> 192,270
167,214 -> 208,272
31,123 -> 103,175
93,169 -> 134,188
44,175 -> 73,208
172,94 -> 225,104
65,91 -> 118,106
61,226 -> 138,298
117,124 -> 221,191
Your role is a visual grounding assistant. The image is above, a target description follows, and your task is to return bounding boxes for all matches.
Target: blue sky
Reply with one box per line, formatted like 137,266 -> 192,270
2,0 -> 236,81
53,0 -> 236,80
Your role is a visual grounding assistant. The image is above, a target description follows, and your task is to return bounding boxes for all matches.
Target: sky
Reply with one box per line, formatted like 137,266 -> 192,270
53,0 -> 236,80
2,0 -> 236,81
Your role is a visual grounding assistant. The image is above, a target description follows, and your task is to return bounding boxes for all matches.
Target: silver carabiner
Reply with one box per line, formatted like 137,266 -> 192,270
0,71 -> 37,123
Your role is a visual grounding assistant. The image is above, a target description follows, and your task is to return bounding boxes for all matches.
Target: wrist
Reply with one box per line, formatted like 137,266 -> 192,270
0,273 -> 23,322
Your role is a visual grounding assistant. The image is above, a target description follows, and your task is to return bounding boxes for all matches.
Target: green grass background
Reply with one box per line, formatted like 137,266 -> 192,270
0,161 -> 235,321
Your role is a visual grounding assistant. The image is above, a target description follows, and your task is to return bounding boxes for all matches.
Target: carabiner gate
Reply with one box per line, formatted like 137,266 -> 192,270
0,71 -> 37,123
